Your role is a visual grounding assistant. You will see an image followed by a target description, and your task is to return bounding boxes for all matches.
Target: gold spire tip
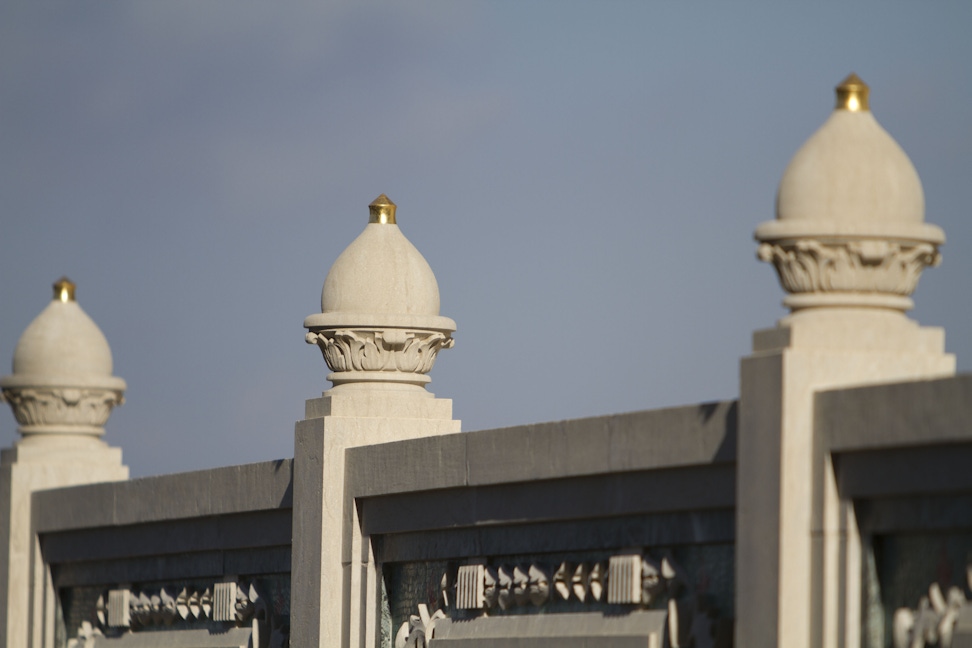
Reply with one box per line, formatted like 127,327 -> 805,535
368,194 -> 397,225
835,72 -> 869,112
53,277 -> 75,303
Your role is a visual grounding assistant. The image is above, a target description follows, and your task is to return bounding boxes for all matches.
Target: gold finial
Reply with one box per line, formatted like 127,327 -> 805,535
835,73 -> 869,112
368,194 -> 397,224
53,277 -> 75,303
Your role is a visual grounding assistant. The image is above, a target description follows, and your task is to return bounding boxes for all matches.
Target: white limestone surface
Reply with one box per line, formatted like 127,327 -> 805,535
294,196 -> 461,647
0,281 -> 129,648
739,75 -> 956,648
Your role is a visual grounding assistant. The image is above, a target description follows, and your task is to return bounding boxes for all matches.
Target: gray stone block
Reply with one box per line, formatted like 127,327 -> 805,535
361,465 -> 735,538
114,472 -> 213,525
34,481 -> 117,531
608,402 -> 737,472
208,462 -> 290,514
431,609 -> 667,647
36,460 -> 294,533
837,443 -> 972,498
818,374 -> 972,451
856,493 -> 972,534
87,626 -> 253,647
376,509 -> 735,563
223,546 -> 291,574
465,418 -> 612,486
41,510 -> 291,564
52,551 -> 226,588
347,433 -> 467,497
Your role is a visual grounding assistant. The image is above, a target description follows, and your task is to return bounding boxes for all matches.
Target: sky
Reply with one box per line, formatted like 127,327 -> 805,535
1,3 -> 970,477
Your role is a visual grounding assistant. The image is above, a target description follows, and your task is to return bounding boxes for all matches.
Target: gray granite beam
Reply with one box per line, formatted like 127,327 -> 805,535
360,464 -> 735,536
816,374 -> 972,452
34,459 -> 293,533
347,401 -> 737,498
41,510 -> 291,563
855,493 -> 972,534
374,509 -> 735,563
836,443 -> 972,499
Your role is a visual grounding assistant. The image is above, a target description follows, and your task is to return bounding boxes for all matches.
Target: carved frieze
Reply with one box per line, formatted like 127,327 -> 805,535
457,559 -> 620,611
1,387 -> 123,429
305,328 -> 453,378
70,579 -> 287,648
399,551 -> 719,648
757,239 -> 939,297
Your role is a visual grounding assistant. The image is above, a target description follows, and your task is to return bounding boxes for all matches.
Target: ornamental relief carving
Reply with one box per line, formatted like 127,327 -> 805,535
397,552 -> 724,648
68,580 -> 289,648
0,387 -> 123,428
305,329 -> 453,375
757,239 -> 939,296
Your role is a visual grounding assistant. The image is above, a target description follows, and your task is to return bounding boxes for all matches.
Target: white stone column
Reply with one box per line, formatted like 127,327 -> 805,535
0,279 -> 129,648
735,75 -> 955,648
290,196 -> 460,648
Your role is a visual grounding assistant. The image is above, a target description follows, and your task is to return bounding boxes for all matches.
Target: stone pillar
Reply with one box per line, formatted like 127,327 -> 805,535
0,278 -> 129,648
291,196 -> 460,648
736,75 -> 956,648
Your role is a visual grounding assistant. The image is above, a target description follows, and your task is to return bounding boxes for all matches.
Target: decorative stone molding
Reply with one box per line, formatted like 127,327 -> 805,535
304,328 -> 453,385
446,553 -> 685,612
757,239 -> 939,308
0,386 -> 123,434
71,579 -> 288,648
402,552 -> 718,648
892,567 -> 972,648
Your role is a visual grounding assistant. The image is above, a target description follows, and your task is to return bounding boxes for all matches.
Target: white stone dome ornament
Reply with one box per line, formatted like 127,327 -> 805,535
0,278 -> 126,442
756,73 -> 944,313
304,195 -> 456,390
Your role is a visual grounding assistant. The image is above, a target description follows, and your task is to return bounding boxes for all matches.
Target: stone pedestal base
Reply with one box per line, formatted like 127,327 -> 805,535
290,388 -> 460,648
0,439 -> 127,648
736,310 -> 954,648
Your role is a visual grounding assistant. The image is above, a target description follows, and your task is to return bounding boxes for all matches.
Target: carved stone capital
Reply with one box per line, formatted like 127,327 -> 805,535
305,327 -> 454,386
757,238 -> 940,310
0,386 -> 124,435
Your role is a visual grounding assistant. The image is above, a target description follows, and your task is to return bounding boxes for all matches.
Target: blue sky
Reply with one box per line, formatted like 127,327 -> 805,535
2,2 -> 971,476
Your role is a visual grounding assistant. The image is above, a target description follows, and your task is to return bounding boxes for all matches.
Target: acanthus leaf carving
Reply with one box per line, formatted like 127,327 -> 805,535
306,328 -> 453,377
0,387 -> 123,429
757,239 -> 939,297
